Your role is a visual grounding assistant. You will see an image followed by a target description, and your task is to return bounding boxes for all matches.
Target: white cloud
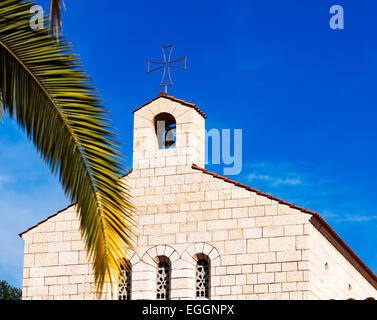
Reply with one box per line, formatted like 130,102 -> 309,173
246,161 -> 304,187
320,210 -> 377,223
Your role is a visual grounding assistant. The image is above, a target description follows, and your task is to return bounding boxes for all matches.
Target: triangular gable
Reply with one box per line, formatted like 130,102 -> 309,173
132,92 -> 207,119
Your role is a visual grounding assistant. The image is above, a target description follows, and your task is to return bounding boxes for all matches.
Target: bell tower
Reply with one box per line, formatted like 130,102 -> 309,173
132,92 -> 206,172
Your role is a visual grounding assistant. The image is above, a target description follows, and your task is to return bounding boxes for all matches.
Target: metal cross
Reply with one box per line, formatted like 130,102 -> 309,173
147,45 -> 187,93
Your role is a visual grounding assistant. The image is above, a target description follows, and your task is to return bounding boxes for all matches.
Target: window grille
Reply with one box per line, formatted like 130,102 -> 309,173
196,258 -> 209,298
156,260 -> 170,300
118,262 -> 131,300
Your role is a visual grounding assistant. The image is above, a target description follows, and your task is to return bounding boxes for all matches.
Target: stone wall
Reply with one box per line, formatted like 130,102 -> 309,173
21,205 -> 100,300
20,96 -> 377,300
125,165 -> 314,300
307,221 -> 377,299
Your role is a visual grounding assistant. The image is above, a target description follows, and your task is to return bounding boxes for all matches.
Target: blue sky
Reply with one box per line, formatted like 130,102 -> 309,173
1,0 -> 377,288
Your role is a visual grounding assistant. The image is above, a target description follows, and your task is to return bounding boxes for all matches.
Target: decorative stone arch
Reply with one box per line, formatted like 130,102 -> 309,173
137,245 -> 180,300
180,243 -> 220,299
141,245 -> 180,267
113,250 -> 140,300
128,250 -> 141,266
181,242 -> 221,267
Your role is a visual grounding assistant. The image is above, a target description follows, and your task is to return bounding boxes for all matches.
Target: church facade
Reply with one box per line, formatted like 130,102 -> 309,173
20,93 -> 377,300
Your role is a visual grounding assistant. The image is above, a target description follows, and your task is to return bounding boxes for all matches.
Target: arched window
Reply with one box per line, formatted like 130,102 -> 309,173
118,260 -> 131,300
195,254 -> 210,299
156,256 -> 171,300
154,112 -> 176,149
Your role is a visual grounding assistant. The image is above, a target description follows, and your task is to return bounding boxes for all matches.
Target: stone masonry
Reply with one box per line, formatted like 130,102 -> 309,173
20,93 -> 377,300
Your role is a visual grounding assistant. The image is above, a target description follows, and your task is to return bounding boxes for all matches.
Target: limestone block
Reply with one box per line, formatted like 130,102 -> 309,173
243,227 -> 262,239
49,285 -> 63,296
35,253 -> 58,267
207,219 -> 237,230
264,205 -> 278,216
57,276 -> 69,284
63,284 -> 78,295
247,238 -> 269,253
253,264 -> 265,273
269,283 -> 282,293
232,207 -> 248,218
44,277 -> 57,285
62,231 -> 81,241
238,198 -> 255,207
237,218 -> 255,228
38,222 -> 55,233
296,235 -> 310,250
236,274 -> 246,285
215,286 -> 231,296
253,284 -> 268,293
272,214 -> 297,226
176,233 -> 186,244
187,232 -> 211,243
66,264 -> 89,275
276,251 -> 301,262
257,273 -> 274,284
154,213 -> 171,224
282,262 -> 298,272
265,263 -> 281,273
212,230 -> 228,241
155,166 -> 176,176
29,243 -> 49,254
221,255 -> 236,266
275,272 -> 287,283
55,221 -> 72,232
202,210 -> 218,220
28,286 -> 48,297
221,275 -> 235,286
263,226 -> 284,238
148,234 -> 175,246
71,241 -> 85,251
237,254 -> 258,265
255,216 -> 273,227
269,237 -> 296,252
246,273 -> 257,284
170,288 -> 195,299
284,225 -> 304,236
59,252 -> 79,265
258,252 -> 276,264
48,242 -> 71,253
228,229 -> 243,240
29,277 -> 44,286
224,240 -> 246,255
231,189 -> 251,199
286,271 -> 304,282
161,223 -> 179,234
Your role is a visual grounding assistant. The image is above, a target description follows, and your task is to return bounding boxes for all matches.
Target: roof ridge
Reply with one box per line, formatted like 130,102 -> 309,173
132,92 -> 207,118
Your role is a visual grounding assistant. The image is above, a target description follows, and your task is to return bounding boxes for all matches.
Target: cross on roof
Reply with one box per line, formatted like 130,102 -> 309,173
147,45 -> 187,93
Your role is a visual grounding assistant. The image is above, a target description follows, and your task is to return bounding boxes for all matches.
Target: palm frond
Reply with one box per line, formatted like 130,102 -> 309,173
0,100 -> 4,121
0,0 -> 135,294
50,0 -> 65,38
